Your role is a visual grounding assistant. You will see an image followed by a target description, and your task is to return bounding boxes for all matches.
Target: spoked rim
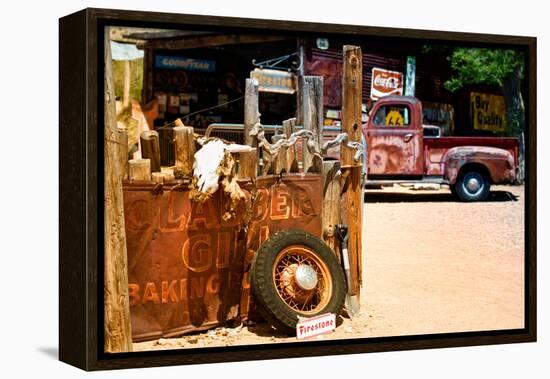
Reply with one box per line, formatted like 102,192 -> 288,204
272,245 -> 333,315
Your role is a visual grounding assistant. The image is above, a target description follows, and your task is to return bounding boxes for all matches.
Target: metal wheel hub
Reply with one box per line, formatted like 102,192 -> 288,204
463,173 -> 483,196
295,264 -> 319,290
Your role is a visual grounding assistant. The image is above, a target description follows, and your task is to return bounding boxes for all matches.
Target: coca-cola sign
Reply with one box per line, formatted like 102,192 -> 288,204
371,67 -> 403,100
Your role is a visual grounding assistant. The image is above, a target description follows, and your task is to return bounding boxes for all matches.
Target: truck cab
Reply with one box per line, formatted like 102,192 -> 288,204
363,96 -> 519,201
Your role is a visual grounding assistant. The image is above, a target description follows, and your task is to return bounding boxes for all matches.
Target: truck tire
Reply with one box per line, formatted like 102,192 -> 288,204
250,230 -> 346,335
453,169 -> 490,202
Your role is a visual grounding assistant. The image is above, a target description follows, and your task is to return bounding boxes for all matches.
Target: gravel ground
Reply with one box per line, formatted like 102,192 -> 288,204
133,184 -> 524,351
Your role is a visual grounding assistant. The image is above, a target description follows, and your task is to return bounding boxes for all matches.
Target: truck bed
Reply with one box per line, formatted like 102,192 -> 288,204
424,136 -> 519,176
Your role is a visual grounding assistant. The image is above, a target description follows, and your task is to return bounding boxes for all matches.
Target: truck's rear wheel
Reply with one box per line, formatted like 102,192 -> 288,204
453,170 -> 490,202
250,230 -> 346,335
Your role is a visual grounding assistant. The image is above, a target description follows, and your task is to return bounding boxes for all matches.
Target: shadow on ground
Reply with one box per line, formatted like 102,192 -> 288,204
365,190 -> 519,203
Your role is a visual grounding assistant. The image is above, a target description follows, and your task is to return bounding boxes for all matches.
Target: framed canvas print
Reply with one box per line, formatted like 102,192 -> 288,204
59,8 -> 536,371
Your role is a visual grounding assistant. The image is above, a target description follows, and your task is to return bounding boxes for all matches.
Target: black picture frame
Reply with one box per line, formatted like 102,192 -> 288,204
59,7 -> 537,371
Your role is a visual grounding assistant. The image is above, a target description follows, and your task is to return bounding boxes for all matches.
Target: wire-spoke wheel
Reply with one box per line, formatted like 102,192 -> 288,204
251,230 -> 346,334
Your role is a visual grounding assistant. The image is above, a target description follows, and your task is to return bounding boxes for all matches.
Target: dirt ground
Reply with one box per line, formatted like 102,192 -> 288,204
133,184 -> 524,351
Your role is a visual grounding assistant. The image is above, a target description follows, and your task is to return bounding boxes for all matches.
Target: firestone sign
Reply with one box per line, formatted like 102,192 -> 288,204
371,67 -> 403,100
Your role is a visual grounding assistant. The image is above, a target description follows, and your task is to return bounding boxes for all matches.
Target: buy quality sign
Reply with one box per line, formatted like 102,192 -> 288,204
371,67 -> 403,100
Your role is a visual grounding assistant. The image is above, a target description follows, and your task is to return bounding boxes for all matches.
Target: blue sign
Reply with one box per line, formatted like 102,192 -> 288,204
154,55 -> 216,72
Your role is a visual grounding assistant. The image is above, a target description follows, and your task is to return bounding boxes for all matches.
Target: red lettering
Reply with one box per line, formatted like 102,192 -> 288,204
128,283 -> 140,306
182,234 -> 212,272
190,277 -> 205,299
161,280 -> 179,303
142,282 -> 160,304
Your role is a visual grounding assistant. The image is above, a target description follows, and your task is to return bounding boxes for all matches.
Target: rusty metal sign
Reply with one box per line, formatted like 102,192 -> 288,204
123,182 -> 249,341
370,67 -> 403,100
124,173 -> 324,340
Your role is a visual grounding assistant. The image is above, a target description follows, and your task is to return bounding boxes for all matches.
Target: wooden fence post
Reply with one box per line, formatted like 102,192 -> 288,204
173,125 -> 195,178
129,158 -> 151,181
140,130 -> 161,173
299,76 -> 324,173
243,78 -> 260,174
244,78 -> 259,147
103,27 -> 133,353
340,45 -> 363,301
322,160 -> 341,255
282,118 -> 299,173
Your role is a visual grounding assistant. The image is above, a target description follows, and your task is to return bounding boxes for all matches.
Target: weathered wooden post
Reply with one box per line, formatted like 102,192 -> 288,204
103,28 -> 132,353
282,118 -> 299,172
118,129 -> 128,180
243,78 -> 260,174
244,78 -> 260,147
340,45 -> 363,308
322,160 -> 341,255
298,76 -> 324,173
140,130 -> 161,173
128,158 -> 151,181
173,124 -> 195,178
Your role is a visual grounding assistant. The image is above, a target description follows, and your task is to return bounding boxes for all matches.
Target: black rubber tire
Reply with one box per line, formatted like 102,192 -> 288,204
250,230 -> 346,335
453,169 -> 490,202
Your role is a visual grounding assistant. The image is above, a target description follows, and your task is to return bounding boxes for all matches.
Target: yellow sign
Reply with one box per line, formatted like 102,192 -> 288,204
386,109 -> 404,126
470,92 -> 506,132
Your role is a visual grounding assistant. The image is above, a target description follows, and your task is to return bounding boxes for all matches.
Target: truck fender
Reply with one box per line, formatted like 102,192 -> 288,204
444,146 -> 516,185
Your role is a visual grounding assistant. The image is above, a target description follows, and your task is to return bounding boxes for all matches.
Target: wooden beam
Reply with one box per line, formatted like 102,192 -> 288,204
103,27 -> 133,353
299,76 -> 324,173
340,45 -> 363,298
139,34 -> 290,51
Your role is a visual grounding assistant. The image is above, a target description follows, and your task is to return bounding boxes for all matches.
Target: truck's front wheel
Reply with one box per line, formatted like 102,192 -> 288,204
453,170 -> 490,202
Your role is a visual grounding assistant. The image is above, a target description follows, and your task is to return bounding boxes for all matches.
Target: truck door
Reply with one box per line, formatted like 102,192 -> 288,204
366,102 -> 423,176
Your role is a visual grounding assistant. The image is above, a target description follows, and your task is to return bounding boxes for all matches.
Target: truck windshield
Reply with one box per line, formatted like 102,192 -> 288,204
373,105 -> 410,127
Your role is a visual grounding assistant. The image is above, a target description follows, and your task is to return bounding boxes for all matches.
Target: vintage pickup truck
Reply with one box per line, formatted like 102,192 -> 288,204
362,96 -> 519,201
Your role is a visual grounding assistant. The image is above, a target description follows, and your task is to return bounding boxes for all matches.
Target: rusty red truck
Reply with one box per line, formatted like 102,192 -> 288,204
362,96 -> 519,201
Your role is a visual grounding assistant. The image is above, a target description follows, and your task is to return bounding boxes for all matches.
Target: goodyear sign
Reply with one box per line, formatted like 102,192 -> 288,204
155,55 -> 216,72
250,69 -> 296,94
470,92 -> 506,132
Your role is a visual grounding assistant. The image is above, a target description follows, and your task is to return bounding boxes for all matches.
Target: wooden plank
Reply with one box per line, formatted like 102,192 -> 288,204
340,45 -> 363,297
103,27 -> 133,353
236,148 -> 257,180
322,160 -> 341,255
282,118 -> 299,173
173,125 -> 195,178
272,135 -> 288,174
299,76 -> 324,173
